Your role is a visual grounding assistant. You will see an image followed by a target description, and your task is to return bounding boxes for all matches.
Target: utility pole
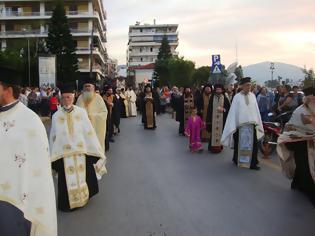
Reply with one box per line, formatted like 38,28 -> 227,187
22,28 -> 31,86
89,21 -> 94,79
27,37 -> 31,86
270,62 -> 275,81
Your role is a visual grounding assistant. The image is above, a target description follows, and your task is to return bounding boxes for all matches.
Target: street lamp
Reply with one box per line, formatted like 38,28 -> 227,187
22,28 -> 31,87
270,62 -> 275,81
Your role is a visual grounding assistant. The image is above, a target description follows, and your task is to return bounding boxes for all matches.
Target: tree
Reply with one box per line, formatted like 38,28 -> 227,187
0,40 -> 40,86
157,35 -> 172,60
234,65 -> 244,81
192,66 -> 211,87
208,65 -> 228,86
46,0 -> 78,85
153,35 -> 173,86
302,68 -> 315,88
168,57 -> 195,87
264,80 -> 280,88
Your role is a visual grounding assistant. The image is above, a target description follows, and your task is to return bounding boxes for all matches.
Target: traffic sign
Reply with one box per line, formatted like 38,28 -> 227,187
211,54 -> 222,74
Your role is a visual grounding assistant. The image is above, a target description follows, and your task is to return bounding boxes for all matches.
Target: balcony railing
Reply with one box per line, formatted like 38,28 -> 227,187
0,29 -> 41,35
79,63 -> 104,72
1,11 -> 41,17
45,10 -> 90,16
69,28 -> 90,33
76,47 -> 106,60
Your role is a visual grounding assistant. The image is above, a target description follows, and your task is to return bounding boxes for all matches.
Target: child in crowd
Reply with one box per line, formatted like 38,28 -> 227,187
185,106 -> 205,152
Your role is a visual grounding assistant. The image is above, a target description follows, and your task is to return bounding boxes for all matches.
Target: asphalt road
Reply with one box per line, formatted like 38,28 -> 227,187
57,114 -> 315,236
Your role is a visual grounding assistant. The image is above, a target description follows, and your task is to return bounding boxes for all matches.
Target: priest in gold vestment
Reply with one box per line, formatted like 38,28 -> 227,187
76,80 -> 108,152
206,84 -> 230,153
50,84 -> 107,212
196,84 -> 212,142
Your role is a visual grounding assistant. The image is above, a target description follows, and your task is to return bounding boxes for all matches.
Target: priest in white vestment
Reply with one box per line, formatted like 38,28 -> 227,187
221,77 -> 263,170
0,67 -> 57,236
50,84 -> 107,212
127,87 -> 137,117
76,79 -> 108,153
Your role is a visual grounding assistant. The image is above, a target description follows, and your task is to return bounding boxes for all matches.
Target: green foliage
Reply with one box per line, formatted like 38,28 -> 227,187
157,35 -> 172,60
234,65 -> 244,80
153,35 -> 173,86
303,68 -> 315,88
168,57 -> 195,87
208,65 -> 228,86
0,41 -> 39,86
0,48 -> 24,71
264,79 -> 280,88
192,66 -> 210,87
46,0 -> 78,84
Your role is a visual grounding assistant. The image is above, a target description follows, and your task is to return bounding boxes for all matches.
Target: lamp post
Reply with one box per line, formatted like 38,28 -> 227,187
22,28 -> 31,87
270,62 -> 275,81
89,21 -> 94,80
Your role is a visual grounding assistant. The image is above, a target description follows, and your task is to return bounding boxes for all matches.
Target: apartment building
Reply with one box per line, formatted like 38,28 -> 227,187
0,0 -> 108,83
127,22 -> 179,86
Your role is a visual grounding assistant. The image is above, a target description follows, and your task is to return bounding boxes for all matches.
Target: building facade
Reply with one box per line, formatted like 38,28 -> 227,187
0,0 -> 108,84
127,22 -> 179,86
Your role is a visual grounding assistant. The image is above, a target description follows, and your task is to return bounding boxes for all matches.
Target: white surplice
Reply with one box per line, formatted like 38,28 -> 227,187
0,102 -> 57,236
128,90 -> 137,117
221,92 -> 264,148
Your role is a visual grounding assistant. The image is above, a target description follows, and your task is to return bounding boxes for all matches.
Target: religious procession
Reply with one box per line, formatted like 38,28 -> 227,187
1,59 -> 315,235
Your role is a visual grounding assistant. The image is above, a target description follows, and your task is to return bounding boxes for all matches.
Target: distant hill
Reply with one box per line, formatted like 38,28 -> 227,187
243,62 -> 305,85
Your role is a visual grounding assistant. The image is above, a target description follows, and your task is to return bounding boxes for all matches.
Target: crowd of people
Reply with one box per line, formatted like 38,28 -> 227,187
0,62 -> 315,235
137,78 -> 315,206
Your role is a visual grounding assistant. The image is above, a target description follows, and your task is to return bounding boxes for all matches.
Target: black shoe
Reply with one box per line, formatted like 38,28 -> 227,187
291,181 -> 297,190
250,166 -> 261,171
109,139 -> 115,143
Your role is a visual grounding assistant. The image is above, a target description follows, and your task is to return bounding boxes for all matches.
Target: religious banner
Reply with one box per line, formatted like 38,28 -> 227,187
39,56 -> 56,88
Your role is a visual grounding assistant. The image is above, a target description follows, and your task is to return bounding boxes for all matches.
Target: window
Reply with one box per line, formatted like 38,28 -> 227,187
140,58 -> 143,62
68,5 -> 77,12
150,48 -> 153,52
69,22 -> 78,29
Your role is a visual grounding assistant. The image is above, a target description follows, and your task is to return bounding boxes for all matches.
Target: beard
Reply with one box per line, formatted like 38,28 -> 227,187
83,91 -> 94,102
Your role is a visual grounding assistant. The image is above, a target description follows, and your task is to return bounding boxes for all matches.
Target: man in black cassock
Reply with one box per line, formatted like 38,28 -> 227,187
141,84 -> 156,129
277,86 -> 315,206
103,86 -> 118,150
113,88 -> 122,134
196,84 -> 212,142
176,87 -> 195,135
206,84 -> 230,152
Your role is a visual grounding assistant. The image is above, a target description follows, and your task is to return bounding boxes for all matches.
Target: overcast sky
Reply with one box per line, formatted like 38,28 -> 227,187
104,0 -> 315,69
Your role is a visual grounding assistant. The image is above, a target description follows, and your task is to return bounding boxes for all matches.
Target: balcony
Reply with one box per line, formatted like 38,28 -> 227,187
76,47 -> 107,64
129,31 -> 178,37
0,29 -> 42,38
69,28 -> 90,34
3,11 -> 41,17
79,63 -> 105,76
129,41 -> 179,47
129,51 -> 158,57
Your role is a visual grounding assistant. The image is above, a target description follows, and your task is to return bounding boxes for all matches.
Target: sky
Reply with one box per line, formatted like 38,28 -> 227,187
103,0 -> 315,69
